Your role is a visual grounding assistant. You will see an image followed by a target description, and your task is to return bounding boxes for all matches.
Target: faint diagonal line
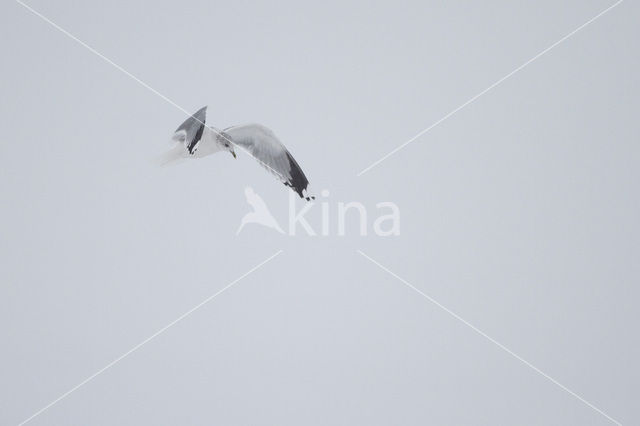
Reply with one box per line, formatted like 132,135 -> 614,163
357,0 -> 624,176
13,0 -> 294,187
16,250 -> 283,426
13,0 -> 192,122
357,250 -> 621,425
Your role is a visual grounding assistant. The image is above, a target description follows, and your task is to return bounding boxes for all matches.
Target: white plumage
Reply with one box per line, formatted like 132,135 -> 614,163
160,106 -> 314,200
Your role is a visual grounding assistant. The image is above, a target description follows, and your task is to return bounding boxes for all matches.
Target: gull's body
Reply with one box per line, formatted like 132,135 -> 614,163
161,106 -> 314,200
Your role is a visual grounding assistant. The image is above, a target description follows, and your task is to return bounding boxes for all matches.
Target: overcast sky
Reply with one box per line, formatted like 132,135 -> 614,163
1,0 -> 638,425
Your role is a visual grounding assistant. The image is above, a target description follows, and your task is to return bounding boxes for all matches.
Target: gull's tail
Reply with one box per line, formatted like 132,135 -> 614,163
155,144 -> 187,167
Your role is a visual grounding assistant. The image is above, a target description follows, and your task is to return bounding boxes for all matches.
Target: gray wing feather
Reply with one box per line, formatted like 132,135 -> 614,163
173,106 -> 207,153
224,124 -> 313,200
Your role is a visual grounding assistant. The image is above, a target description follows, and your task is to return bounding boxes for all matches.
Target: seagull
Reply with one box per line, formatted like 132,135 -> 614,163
160,106 -> 314,200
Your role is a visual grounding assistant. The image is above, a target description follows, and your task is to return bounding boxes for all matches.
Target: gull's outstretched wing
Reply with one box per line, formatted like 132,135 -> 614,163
172,106 -> 207,154
224,124 -> 314,200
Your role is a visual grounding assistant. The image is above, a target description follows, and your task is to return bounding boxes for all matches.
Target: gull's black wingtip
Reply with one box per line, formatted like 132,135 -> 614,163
285,151 -> 315,201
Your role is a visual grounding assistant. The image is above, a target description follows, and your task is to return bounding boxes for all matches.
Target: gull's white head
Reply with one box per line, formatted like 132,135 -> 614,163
216,131 -> 236,159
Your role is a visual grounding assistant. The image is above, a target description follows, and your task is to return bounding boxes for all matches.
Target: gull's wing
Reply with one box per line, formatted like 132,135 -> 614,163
172,106 -> 207,154
224,124 -> 314,200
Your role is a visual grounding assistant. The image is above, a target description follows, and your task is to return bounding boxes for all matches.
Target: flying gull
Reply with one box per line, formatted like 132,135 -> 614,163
160,106 -> 314,200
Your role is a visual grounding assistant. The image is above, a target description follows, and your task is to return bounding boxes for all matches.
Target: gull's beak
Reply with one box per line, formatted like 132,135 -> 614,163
231,150 -> 237,159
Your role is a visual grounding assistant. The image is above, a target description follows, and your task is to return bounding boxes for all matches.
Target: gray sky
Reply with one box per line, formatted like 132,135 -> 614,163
1,0 -> 638,425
